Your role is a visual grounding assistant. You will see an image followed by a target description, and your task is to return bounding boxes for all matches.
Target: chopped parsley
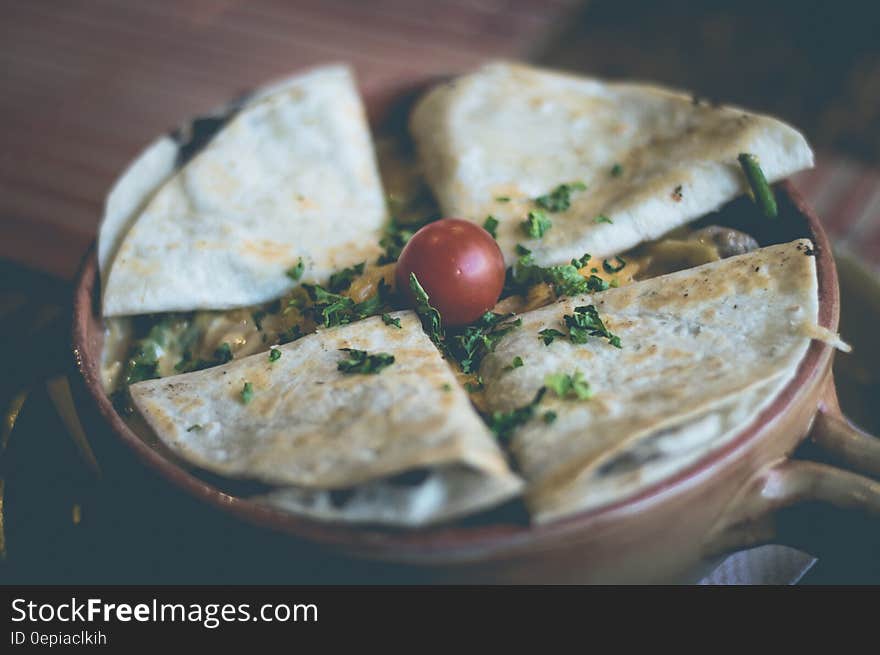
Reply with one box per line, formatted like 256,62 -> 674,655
495,196 -> 511,203
504,356 -> 524,371
286,258 -> 305,282
545,371 -> 593,400
450,312 -> 522,374
378,214 -> 436,264
409,273 -> 444,347
483,215 -> 499,239
328,262 -> 365,292
603,256 -> 627,274
521,210 -> 552,238
123,318 -> 176,385
610,163 -> 623,177
489,388 -> 546,441
538,328 -> 566,345
186,424 -> 202,432
337,348 -> 395,375
240,382 -> 254,404
543,411 -> 557,424
738,153 -> 778,218
586,275 -> 609,292
304,280 -> 389,328
441,383 -> 452,392
382,313 -> 402,329
594,215 -> 613,224
251,309 -> 267,331
508,246 -> 599,297
534,182 -> 586,212
268,348 -> 281,362
564,305 -> 622,348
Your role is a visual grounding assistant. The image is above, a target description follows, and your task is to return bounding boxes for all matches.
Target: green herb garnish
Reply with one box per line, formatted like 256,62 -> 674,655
504,356 -> 524,371
543,411 -> 557,424
337,348 -> 395,375
495,196 -> 511,203
545,371 -> 593,400
450,312 -> 522,374
534,182 -> 586,212
304,280 -> 389,328
603,256 -> 626,274
508,246 -> 598,297
382,313 -> 402,329
252,310 -> 267,330
186,424 -> 202,432
240,382 -> 254,404
268,348 -> 281,362
564,305 -> 621,348
610,164 -> 623,177
594,215 -> 613,224
586,275 -> 609,292
538,328 -> 566,345
328,262 -> 365,293
738,153 -> 777,218
521,210 -> 552,238
409,273 -> 444,347
123,318 -> 176,385
286,258 -> 305,282
483,215 -> 499,239
489,388 -> 546,441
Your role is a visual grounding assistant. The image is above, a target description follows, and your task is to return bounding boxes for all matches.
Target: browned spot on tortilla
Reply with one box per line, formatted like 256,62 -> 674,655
241,239 -> 295,263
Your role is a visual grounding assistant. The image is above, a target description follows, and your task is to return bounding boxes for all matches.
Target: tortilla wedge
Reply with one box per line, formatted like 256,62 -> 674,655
129,312 -> 523,527
478,239 -> 825,522
102,65 -> 386,317
410,62 -> 814,266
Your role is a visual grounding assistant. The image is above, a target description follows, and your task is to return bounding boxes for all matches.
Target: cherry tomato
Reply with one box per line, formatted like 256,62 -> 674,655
396,218 -> 506,326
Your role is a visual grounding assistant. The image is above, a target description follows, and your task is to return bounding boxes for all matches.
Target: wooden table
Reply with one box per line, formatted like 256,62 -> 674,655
0,0 -> 575,278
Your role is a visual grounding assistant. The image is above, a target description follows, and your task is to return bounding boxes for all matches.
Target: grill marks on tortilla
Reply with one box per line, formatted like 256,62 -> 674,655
409,61 -> 813,268
476,240 -> 825,522
127,312 -> 522,526
101,66 -> 386,317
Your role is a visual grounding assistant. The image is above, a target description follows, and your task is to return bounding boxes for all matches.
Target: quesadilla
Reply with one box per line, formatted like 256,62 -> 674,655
410,62 -> 814,266
99,135 -> 178,291
478,239 -> 825,523
102,65 -> 386,317
128,311 -> 523,527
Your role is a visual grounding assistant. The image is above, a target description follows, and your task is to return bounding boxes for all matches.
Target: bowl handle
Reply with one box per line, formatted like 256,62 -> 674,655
704,384 -> 880,560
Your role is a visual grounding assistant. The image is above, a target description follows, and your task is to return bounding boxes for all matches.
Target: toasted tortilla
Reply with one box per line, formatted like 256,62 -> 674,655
99,136 -> 178,293
129,312 -> 522,527
102,65 -> 386,317
478,240 -> 822,523
410,62 -> 814,266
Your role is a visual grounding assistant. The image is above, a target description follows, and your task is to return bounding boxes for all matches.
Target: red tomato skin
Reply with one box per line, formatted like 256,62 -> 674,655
395,218 -> 506,326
